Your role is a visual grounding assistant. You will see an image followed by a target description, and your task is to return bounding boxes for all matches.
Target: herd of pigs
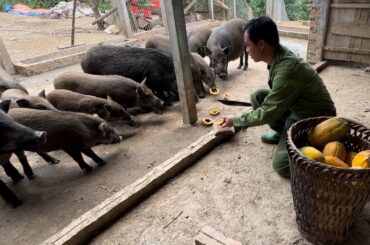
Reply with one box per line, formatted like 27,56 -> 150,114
0,18 -> 249,208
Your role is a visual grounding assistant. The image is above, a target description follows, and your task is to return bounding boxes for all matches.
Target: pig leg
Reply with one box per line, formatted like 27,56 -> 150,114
237,53 -> 244,69
2,161 -> 24,182
37,152 -> 60,165
14,151 -> 35,180
243,51 -> 248,70
81,148 -> 107,166
0,180 -> 22,208
63,148 -> 93,173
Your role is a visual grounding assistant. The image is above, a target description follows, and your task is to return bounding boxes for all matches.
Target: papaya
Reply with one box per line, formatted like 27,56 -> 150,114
322,141 -> 346,161
300,146 -> 325,163
345,151 -> 357,166
201,118 -> 213,126
308,117 -> 350,148
351,150 -> 370,169
324,156 -> 350,169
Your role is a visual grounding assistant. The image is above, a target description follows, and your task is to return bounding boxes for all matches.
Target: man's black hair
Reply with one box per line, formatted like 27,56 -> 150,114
244,16 -> 279,47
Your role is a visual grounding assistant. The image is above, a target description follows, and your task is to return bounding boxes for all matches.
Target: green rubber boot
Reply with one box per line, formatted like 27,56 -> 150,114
261,130 -> 281,144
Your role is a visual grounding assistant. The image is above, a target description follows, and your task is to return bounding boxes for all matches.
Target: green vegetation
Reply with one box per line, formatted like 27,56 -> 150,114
0,0 -> 112,12
248,0 -> 266,17
284,0 -> 312,21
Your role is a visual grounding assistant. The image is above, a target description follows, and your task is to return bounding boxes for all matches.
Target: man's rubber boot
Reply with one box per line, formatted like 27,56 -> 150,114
261,130 -> 281,144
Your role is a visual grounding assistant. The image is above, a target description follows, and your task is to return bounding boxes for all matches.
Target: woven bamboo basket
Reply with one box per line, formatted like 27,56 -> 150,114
287,116 -> 370,245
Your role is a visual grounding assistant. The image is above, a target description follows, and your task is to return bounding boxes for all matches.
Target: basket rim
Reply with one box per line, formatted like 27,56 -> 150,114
287,116 -> 370,173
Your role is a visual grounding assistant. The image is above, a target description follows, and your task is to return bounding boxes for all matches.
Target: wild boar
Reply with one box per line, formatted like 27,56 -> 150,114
1,89 -> 56,110
187,27 -> 212,57
0,100 -> 47,208
9,108 -> 122,174
81,45 -> 181,104
145,34 -> 206,98
203,18 -> 248,80
47,89 -> 134,124
0,77 -> 28,96
53,71 -> 164,114
191,52 -> 216,90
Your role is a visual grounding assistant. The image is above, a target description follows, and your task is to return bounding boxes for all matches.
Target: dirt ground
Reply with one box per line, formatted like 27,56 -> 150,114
0,13 -> 369,245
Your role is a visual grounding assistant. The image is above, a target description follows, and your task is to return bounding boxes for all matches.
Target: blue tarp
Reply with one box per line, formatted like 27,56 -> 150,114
4,4 -> 47,16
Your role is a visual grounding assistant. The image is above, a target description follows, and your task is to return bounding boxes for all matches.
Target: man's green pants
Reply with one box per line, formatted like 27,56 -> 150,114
250,89 -> 296,178
250,89 -> 336,177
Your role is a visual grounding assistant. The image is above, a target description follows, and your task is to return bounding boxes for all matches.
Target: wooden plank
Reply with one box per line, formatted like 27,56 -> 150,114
324,51 -> 370,64
164,0 -> 197,124
331,24 -> 370,39
312,61 -> 329,73
159,0 -> 167,30
114,0 -> 133,37
91,7 -> 117,25
332,0 -> 370,3
208,0 -> 214,20
13,39 -> 138,76
0,37 -> 16,75
331,4 -> 370,9
231,0 -> 236,19
307,0 -> 331,63
41,130 -> 234,245
184,0 -> 197,14
324,46 -> 370,55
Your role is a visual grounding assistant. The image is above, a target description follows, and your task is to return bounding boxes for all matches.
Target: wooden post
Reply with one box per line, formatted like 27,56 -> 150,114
307,0 -> 330,63
231,0 -> 236,19
220,0 -> 225,20
114,0 -> 133,37
208,0 -> 214,20
159,0 -> 167,33
0,38 -> 16,75
163,0 -> 197,124
71,0 -> 77,46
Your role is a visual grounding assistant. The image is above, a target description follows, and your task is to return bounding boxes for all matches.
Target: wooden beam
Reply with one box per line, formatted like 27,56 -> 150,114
184,0 -> 197,14
324,46 -> 370,55
159,0 -> 167,30
0,38 -> 16,75
114,0 -> 133,37
91,7 -> 117,25
331,24 -> 370,39
330,4 -> 370,9
41,130 -> 234,245
164,0 -> 197,124
307,0 -> 330,63
214,0 -> 229,10
231,0 -> 236,19
312,61 -> 328,73
208,0 -> 214,20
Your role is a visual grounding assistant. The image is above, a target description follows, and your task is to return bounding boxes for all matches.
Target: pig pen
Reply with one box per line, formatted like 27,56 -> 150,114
0,37 -> 369,245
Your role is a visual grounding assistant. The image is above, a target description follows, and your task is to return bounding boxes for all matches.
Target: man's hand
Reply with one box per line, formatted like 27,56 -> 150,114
221,115 -> 234,128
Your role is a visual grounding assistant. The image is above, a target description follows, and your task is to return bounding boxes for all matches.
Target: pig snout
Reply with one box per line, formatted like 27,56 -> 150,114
35,131 -> 47,145
112,135 -> 123,144
218,73 -> 227,80
153,101 -> 165,115
128,117 -> 136,126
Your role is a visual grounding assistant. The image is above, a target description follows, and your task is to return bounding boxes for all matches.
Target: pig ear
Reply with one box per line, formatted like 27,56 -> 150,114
98,122 -> 107,135
16,99 -> 32,108
202,46 -> 211,56
140,77 -> 148,86
38,89 -> 46,98
107,95 -> 113,102
222,46 -> 230,55
0,100 -> 11,113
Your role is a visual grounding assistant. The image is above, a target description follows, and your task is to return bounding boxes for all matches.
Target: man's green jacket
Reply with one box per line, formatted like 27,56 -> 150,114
233,45 -> 336,127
